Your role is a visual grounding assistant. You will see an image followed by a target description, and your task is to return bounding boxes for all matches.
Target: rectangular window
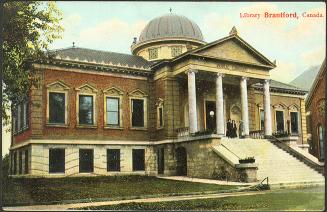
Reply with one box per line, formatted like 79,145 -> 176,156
290,112 -> 299,134
24,149 -> 29,174
49,92 -> 66,124
17,105 -> 22,131
13,152 -> 17,175
276,111 -> 284,132
79,149 -> 94,173
131,99 -> 144,127
79,95 -> 94,125
149,48 -> 158,60
18,151 -> 23,175
171,46 -> 182,57
158,107 -> 163,128
49,149 -> 65,173
107,149 -> 120,172
260,109 -> 264,130
14,111 -> 18,133
106,97 -> 119,126
132,149 -> 145,171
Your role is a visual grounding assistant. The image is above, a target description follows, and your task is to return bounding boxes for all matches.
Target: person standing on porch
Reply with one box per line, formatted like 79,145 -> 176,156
231,120 -> 237,138
226,119 -> 232,138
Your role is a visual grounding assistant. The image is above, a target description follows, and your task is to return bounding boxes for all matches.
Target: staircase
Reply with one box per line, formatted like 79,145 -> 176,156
219,138 -> 325,184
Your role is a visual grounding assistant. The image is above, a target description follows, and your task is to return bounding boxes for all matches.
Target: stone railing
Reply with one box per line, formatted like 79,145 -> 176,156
176,127 -> 190,137
249,130 -> 264,139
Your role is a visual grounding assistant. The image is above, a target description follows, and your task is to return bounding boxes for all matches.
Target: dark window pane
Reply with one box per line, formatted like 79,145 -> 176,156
25,150 -> 29,174
107,149 -> 120,171
106,98 -> 119,126
79,149 -> 94,173
25,102 -> 29,128
132,99 -> 144,127
13,152 -> 17,174
49,92 -> 65,124
276,111 -> 284,132
19,104 -> 24,130
132,149 -> 145,171
159,107 -> 163,127
49,149 -> 65,173
79,95 -> 94,125
19,151 -> 23,174
290,112 -> 298,134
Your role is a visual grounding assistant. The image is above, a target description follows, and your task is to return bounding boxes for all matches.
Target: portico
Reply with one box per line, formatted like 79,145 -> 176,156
183,68 -> 273,137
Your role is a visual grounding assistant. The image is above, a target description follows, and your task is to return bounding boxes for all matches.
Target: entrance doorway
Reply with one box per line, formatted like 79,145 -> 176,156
205,101 -> 216,132
176,147 -> 187,176
157,147 -> 164,174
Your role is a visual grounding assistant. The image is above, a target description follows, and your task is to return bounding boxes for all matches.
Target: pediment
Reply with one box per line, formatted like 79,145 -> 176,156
288,104 -> 300,111
273,103 -> 287,110
156,98 -> 164,106
128,89 -> 147,97
46,81 -> 70,91
194,36 -> 275,67
103,86 -> 124,95
75,84 -> 98,93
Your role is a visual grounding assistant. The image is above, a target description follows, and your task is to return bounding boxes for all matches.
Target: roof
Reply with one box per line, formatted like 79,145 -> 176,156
138,13 -> 204,44
253,79 -> 307,95
306,59 -> 326,108
48,47 -> 152,70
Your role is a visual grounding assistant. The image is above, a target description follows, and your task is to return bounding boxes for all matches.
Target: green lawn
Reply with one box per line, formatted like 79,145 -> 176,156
2,175 -> 240,206
80,186 -> 325,211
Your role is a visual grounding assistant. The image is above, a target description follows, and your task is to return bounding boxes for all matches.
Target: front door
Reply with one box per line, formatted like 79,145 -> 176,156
205,101 -> 216,132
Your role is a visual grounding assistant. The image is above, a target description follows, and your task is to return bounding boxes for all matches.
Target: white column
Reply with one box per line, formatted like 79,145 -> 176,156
187,69 -> 198,133
264,79 -> 272,136
240,77 -> 250,137
216,73 -> 224,136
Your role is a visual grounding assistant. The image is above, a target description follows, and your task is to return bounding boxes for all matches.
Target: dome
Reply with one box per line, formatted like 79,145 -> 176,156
138,13 -> 204,44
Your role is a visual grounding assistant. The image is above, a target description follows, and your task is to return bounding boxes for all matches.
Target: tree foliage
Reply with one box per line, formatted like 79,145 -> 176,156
3,1 -> 63,125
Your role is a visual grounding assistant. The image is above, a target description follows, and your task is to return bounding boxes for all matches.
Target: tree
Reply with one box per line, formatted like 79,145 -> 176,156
2,1 -> 63,125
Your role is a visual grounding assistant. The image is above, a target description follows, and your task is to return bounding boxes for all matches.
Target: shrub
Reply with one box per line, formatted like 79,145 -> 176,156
239,157 -> 255,164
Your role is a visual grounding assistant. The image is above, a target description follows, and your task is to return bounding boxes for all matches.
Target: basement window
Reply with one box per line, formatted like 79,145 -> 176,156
49,149 -> 65,173
79,149 -> 94,173
107,149 -> 120,172
132,149 -> 145,171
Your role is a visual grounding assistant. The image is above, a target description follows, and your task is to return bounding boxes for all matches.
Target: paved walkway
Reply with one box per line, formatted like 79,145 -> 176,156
3,190 -> 267,211
157,176 -> 256,186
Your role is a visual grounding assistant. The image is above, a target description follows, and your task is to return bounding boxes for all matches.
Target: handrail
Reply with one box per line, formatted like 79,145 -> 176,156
221,144 -> 241,159
268,135 -> 324,174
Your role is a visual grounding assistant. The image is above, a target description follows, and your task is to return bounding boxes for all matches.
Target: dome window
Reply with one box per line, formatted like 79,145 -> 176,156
171,46 -> 182,57
149,48 -> 158,60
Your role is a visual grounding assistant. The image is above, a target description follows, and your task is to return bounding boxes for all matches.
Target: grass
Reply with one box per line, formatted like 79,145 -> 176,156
2,175 -> 240,206
80,186 -> 325,211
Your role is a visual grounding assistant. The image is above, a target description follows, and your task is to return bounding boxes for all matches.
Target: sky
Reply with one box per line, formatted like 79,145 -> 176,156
2,1 -> 326,156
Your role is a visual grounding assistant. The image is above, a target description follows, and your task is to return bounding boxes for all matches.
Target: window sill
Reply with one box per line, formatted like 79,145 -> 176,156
156,127 -> 164,130
46,124 -> 69,128
13,127 -> 30,135
104,126 -> 124,130
130,127 -> 148,131
77,125 -> 98,129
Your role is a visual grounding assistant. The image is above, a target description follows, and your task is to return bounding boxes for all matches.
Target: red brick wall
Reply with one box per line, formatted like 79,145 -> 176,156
38,68 -> 152,141
308,71 -> 326,159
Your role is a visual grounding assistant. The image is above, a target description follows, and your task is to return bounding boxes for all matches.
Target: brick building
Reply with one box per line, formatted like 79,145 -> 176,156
10,13 -> 312,181
306,59 -> 326,161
